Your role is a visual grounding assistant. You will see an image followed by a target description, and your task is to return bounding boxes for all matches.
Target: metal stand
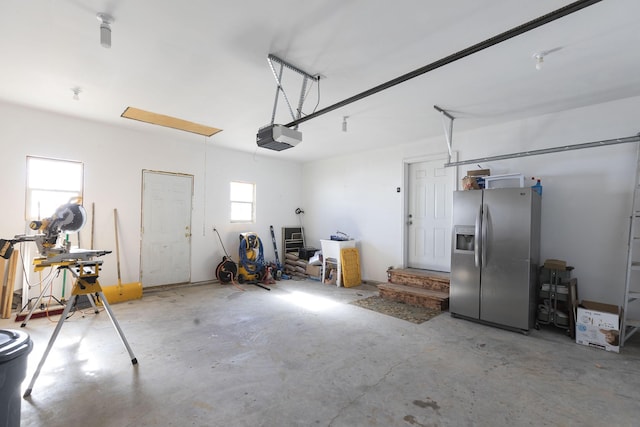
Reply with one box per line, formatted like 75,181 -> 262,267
23,259 -> 137,398
536,266 -> 574,336
19,292 -> 64,328
19,267 -> 99,327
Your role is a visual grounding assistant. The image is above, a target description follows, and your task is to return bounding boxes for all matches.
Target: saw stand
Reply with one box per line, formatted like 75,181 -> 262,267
23,258 -> 137,398
19,262 -> 100,328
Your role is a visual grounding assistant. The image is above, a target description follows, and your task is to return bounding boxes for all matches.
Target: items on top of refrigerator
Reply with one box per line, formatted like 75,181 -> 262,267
462,168 -> 490,190
531,177 -> 543,195
467,169 -> 491,177
484,173 -> 525,189
462,171 -> 545,195
462,176 -> 482,190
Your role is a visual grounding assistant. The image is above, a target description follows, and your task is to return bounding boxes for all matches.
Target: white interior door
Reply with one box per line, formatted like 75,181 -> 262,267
407,157 -> 454,272
141,171 -> 193,287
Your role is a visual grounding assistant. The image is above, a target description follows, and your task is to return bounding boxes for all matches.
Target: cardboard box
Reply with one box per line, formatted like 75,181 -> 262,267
306,264 -> 322,278
467,169 -> 490,177
543,259 -> 567,270
575,300 -> 621,353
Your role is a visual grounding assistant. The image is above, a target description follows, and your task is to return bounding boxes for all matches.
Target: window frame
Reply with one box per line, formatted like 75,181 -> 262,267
229,181 -> 256,223
25,156 -> 84,221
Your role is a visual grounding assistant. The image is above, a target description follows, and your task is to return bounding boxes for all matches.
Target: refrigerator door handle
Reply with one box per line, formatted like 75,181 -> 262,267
474,204 -> 482,267
481,204 -> 488,268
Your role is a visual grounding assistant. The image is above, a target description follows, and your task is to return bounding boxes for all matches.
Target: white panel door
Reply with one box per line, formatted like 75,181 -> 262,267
141,171 -> 193,287
407,158 -> 454,271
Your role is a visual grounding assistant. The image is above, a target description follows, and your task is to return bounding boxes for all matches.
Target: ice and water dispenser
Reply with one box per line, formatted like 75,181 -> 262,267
454,226 -> 475,253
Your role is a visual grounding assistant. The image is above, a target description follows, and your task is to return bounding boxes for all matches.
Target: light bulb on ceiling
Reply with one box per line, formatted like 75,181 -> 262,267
71,87 -> 82,101
96,13 -> 114,48
532,47 -> 562,71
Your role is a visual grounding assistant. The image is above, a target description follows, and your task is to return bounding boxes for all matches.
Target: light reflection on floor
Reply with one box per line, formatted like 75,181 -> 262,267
277,291 -> 340,312
26,318 -> 110,385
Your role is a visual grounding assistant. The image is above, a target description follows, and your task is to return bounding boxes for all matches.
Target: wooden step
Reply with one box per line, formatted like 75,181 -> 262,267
378,283 -> 449,311
387,268 -> 450,292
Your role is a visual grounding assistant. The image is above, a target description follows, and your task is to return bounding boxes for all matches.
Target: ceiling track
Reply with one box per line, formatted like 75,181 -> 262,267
283,0 -> 602,129
444,133 -> 640,167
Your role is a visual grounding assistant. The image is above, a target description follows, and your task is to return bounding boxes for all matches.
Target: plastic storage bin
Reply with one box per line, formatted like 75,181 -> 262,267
0,329 -> 33,427
484,173 -> 525,189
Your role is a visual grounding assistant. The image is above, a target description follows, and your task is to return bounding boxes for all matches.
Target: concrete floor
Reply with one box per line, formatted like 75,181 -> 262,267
2,279 -> 639,427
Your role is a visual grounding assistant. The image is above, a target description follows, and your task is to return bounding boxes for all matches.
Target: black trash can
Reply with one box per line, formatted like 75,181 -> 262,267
0,329 -> 33,427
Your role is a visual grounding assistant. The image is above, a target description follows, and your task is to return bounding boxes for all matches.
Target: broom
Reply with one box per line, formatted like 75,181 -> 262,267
102,208 -> 143,304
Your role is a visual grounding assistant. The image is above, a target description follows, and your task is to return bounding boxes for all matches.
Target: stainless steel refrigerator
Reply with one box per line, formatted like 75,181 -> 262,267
450,187 -> 541,332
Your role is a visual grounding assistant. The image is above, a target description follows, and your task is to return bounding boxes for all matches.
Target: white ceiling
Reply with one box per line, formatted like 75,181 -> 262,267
1,1 -> 638,162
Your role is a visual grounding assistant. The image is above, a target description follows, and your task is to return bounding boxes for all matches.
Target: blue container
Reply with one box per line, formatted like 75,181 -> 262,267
0,329 -> 33,427
532,180 -> 543,196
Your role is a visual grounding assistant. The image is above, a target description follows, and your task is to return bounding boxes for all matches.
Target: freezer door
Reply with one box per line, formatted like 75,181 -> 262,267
450,190 -> 482,319
480,188 -> 535,330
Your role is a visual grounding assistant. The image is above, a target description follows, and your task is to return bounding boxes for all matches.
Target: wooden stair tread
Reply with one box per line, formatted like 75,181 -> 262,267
378,283 -> 449,300
387,269 -> 450,293
389,268 -> 450,281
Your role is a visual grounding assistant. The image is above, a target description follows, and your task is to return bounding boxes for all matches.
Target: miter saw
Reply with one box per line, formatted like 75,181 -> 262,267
0,199 -> 138,398
0,199 -> 110,263
1,198 -> 112,327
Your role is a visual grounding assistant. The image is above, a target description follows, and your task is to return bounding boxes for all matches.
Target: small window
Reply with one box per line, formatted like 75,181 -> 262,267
26,156 -> 84,221
230,181 -> 255,223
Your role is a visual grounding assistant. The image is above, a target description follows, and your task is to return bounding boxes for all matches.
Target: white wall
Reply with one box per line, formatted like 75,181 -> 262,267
0,101 -> 303,300
301,147 -> 406,280
3,94 -> 638,310
302,95 -> 640,307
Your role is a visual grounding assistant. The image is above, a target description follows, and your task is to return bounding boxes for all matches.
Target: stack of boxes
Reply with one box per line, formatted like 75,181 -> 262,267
284,248 -> 321,280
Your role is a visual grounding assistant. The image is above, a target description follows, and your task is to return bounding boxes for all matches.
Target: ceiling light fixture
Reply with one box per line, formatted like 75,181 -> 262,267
342,116 -> 348,132
533,53 -> 544,70
71,87 -> 82,101
532,47 -> 563,71
96,13 -> 114,48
